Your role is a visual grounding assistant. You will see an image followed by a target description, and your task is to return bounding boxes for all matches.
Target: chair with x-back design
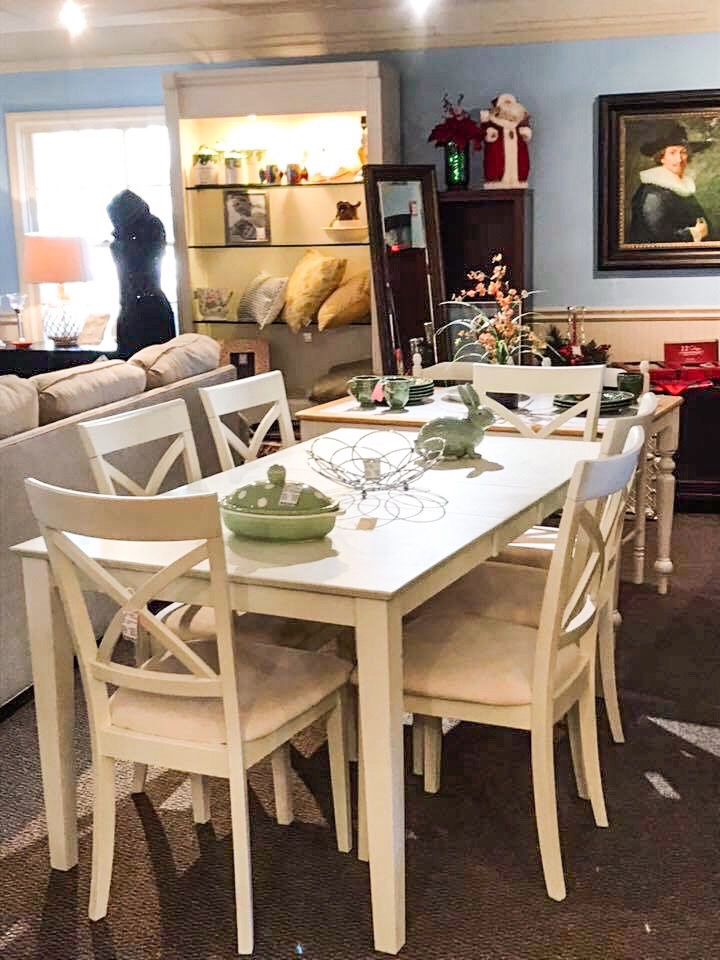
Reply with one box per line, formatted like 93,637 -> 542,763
359,429 -> 644,902
77,398 -> 205,797
199,370 -> 296,471
77,398 -> 202,496
25,480 -> 352,953
473,363 -> 606,441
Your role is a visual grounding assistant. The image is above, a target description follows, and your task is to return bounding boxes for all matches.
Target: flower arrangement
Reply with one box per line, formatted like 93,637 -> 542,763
428,93 -> 484,149
437,254 -> 545,365
543,324 -> 611,366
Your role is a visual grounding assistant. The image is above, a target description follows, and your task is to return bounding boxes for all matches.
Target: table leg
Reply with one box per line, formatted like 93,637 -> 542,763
653,413 -> 680,596
22,557 -> 78,870
355,598 -> 405,955
631,439 -> 650,585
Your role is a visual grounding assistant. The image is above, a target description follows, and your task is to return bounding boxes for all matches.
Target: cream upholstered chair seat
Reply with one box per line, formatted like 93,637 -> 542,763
403,611 -> 583,707
494,526 -> 557,569
414,563 -> 547,629
162,603 -> 351,653
112,638 -> 352,745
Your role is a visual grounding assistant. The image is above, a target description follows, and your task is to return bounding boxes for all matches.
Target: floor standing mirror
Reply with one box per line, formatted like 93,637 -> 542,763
364,165 -> 446,374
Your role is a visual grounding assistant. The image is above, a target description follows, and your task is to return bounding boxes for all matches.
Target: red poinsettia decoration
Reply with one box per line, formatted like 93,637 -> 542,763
428,93 -> 484,149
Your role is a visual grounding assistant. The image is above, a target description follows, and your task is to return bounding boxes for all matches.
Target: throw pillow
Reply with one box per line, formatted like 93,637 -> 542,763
317,270 -> 371,331
129,334 -> 220,389
308,357 -> 374,403
236,272 -> 288,328
283,249 -> 346,333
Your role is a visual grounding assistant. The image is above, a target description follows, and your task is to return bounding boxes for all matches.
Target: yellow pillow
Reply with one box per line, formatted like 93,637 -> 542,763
317,270 -> 371,331
283,249 -> 346,333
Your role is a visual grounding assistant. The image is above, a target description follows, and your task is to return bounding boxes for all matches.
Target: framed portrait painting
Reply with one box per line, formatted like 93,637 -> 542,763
598,89 -> 720,269
223,189 -> 271,246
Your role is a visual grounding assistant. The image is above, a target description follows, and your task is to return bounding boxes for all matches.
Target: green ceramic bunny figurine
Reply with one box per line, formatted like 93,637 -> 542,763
415,384 -> 495,460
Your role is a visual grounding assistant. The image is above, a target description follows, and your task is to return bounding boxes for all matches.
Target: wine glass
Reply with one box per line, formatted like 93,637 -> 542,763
5,293 -> 28,341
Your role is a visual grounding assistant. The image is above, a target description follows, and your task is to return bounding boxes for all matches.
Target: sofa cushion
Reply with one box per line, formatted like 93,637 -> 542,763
0,375 -> 39,439
130,334 -> 220,389
30,360 -> 146,425
283,249 -> 346,333
317,270 -> 371,331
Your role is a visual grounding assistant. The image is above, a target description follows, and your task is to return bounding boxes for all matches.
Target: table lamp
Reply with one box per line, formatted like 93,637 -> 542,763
23,234 -> 92,347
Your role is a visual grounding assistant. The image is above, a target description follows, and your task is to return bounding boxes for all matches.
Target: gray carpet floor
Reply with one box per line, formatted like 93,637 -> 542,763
1,514 -> 719,960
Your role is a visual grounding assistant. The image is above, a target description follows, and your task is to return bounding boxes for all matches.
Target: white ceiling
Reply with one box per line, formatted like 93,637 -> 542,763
1,0 -> 719,72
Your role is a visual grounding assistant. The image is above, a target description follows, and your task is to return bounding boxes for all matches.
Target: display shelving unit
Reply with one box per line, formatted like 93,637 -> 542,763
163,62 -> 399,402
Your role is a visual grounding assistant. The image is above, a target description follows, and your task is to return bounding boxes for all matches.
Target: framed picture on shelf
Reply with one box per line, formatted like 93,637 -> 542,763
223,189 -> 271,246
598,89 -> 720,269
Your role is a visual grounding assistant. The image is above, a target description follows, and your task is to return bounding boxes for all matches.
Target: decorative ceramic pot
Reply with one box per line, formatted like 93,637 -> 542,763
415,384 -> 495,459
220,464 -> 340,541
194,288 -> 233,322
444,142 -> 470,190
348,375 -> 380,408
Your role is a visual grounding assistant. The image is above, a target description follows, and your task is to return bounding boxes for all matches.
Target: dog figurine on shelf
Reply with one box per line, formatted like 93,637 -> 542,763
333,200 -> 362,223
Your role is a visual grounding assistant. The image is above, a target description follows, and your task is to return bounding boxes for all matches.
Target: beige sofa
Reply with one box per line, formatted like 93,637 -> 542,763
1,347 -> 236,709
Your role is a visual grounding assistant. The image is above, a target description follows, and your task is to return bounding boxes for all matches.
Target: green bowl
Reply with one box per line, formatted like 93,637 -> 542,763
220,506 -> 338,541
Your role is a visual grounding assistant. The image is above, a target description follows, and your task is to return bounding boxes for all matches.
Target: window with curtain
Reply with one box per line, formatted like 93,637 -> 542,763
12,110 -> 176,342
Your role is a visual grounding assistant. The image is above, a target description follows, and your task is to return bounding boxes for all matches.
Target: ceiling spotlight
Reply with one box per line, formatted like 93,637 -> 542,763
409,0 -> 433,15
59,1 -> 86,36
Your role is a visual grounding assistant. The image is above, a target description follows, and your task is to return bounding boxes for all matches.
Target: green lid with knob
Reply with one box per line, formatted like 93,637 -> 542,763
220,464 -> 339,517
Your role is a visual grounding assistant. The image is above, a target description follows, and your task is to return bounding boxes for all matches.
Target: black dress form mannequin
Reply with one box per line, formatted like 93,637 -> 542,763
107,190 -> 176,358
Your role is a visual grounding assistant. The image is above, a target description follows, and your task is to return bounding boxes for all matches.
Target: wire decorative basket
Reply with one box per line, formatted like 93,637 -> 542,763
308,430 -> 445,497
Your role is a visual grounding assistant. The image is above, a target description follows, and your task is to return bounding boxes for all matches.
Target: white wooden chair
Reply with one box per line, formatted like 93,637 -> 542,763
78,398 -> 205,797
472,363 -> 606,441
412,398 -> 655,787
470,393 -> 658,744
359,429 -> 645,901
25,479 -> 352,954
77,398 -> 202,496
199,370 -> 295,472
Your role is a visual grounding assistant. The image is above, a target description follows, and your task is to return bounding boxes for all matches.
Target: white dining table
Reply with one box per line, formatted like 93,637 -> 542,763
13,427 -> 599,954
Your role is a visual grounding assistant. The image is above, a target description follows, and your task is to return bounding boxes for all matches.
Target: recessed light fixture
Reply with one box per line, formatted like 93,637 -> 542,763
409,0 -> 433,16
59,1 -> 87,36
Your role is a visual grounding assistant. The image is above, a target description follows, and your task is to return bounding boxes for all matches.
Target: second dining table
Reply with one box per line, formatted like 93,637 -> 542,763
14,427 -> 600,955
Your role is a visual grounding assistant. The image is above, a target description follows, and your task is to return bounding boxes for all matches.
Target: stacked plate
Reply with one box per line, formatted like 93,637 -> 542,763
554,390 -> 636,414
407,378 -> 435,405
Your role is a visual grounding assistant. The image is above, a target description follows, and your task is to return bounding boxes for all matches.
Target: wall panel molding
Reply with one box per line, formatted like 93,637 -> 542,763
534,306 -> 720,323
532,307 -> 720,361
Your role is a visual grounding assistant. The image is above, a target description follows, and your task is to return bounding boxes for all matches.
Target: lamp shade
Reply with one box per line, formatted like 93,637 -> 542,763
23,234 -> 92,284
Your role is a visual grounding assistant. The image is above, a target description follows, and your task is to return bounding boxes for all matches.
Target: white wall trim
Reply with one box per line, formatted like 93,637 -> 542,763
534,306 -> 720,323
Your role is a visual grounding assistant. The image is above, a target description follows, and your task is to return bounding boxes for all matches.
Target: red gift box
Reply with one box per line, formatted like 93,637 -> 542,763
664,340 -> 719,366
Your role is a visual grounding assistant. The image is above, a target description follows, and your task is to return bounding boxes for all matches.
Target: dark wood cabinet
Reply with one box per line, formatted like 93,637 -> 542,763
676,386 -> 720,504
437,189 -> 532,297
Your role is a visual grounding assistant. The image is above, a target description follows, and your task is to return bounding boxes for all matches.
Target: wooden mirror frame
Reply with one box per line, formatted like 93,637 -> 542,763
363,164 -> 446,374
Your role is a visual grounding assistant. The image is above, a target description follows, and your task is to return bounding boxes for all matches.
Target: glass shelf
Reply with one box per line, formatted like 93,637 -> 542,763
186,180 -> 364,191
188,242 -> 369,249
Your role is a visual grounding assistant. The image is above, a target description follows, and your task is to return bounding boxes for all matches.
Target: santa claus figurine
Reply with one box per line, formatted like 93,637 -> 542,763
478,93 -> 532,189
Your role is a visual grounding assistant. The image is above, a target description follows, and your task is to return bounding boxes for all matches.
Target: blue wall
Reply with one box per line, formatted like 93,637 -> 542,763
2,33 -> 720,305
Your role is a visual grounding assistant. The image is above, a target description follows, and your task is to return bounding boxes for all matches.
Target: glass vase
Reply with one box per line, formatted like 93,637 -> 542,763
444,142 -> 470,190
